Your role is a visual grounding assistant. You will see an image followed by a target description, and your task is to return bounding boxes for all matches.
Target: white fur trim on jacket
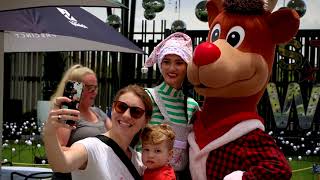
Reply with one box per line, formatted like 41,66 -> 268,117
188,119 -> 265,180
224,170 -> 244,180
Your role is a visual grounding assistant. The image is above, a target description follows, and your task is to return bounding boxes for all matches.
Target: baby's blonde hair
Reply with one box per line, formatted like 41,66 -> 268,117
141,124 -> 175,150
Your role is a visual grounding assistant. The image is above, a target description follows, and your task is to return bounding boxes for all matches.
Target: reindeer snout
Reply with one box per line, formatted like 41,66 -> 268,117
193,42 -> 221,66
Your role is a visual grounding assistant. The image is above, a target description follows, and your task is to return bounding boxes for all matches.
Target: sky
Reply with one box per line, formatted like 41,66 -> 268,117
84,0 -> 320,31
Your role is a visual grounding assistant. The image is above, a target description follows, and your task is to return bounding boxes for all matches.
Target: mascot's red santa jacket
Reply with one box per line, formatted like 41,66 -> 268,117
187,0 -> 300,179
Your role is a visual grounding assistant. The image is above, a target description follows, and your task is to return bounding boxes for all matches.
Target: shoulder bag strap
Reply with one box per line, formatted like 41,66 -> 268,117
95,135 -> 141,180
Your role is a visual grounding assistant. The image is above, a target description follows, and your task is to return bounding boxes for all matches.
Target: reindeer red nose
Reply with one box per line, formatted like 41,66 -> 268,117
193,42 -> 221,66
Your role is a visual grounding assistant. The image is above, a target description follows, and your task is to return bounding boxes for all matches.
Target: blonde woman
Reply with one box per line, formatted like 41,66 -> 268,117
50,64 -> 112,180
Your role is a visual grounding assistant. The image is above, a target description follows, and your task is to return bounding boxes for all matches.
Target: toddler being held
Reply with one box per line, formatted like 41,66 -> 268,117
141,124 -> 176,180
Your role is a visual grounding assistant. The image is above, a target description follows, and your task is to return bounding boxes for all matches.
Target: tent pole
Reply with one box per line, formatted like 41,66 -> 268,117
0,30 -> 4,176
129,0 -> 136,41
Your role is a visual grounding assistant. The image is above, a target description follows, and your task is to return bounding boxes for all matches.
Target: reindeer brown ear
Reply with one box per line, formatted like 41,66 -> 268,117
267,8 -> 300,44
206,0 -> 224,27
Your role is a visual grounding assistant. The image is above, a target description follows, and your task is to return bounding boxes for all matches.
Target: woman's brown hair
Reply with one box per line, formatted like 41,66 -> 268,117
113,84 -> 153,122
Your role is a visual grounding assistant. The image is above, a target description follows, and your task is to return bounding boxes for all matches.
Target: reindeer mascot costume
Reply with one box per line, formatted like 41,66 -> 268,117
187,0 -> 300,179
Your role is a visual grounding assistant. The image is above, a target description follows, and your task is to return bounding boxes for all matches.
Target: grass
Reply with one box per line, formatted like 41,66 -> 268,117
290,156 -> 320,180
2,142 -> 320,179
2,141 -> 49,167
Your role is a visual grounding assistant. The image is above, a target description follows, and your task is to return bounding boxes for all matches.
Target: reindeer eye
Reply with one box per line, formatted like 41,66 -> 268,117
210,24 -> 221,42
226,26 -> 245,48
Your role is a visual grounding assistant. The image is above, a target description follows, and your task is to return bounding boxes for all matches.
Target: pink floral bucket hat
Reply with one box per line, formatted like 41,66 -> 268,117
142,32 -> 193,73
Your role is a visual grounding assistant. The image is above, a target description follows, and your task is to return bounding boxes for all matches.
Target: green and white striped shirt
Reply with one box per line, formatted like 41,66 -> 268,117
146,82 -> 199,125
145,82 -> 199,171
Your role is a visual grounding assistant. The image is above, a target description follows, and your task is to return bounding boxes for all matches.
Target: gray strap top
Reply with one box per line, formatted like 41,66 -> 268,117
67,107 -> 108,147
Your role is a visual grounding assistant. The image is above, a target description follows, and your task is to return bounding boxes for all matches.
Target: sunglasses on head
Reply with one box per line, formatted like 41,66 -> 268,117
113,101 -> 145,119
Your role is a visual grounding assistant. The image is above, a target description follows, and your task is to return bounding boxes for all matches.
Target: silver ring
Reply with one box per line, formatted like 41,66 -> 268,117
57,115 -> 62,120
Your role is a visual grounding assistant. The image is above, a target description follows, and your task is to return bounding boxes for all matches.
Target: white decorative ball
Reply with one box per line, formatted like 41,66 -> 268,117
306,132 -> 311,136
298,156 -> 302,160
306,150 -> 311,155
313,150 -> 317,154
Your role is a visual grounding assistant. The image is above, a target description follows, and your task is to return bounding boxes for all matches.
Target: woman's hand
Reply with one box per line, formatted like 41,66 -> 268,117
44,97 -> 80,135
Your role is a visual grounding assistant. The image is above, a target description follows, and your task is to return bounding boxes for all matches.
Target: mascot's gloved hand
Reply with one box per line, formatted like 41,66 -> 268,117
223,170 -> 244,180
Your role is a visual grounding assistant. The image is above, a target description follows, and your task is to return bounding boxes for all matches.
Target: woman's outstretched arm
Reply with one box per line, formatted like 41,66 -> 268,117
43,97 -> 87,172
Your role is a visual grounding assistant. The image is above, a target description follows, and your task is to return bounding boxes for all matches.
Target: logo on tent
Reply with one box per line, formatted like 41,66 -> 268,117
56,7 -> 88,29
14,32 -> 57,39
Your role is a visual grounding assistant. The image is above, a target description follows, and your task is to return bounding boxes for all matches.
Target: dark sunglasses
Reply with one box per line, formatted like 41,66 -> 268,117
84,84 -> 98,93
113,101 -> 145,119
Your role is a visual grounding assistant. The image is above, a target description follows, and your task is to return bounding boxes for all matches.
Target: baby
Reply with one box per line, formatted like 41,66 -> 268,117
141,124 -> 176,180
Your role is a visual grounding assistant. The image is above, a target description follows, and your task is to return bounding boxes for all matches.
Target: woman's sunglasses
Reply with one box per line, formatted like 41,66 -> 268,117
113,101 -> 145,119
84,84 -> 98,93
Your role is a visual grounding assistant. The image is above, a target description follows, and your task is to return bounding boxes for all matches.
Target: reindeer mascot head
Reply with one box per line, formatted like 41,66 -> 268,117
187,0 -> 300,179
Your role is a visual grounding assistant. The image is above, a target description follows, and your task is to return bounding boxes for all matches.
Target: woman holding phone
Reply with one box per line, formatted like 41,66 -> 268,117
44,85 -> 153,179
50,64 -> 112,180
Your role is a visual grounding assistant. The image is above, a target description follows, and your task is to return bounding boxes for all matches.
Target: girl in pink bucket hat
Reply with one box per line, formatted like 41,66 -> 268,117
142,32 -> 199,179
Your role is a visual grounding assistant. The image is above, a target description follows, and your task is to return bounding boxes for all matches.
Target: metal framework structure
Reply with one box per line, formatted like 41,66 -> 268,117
3,19 -> 320,153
